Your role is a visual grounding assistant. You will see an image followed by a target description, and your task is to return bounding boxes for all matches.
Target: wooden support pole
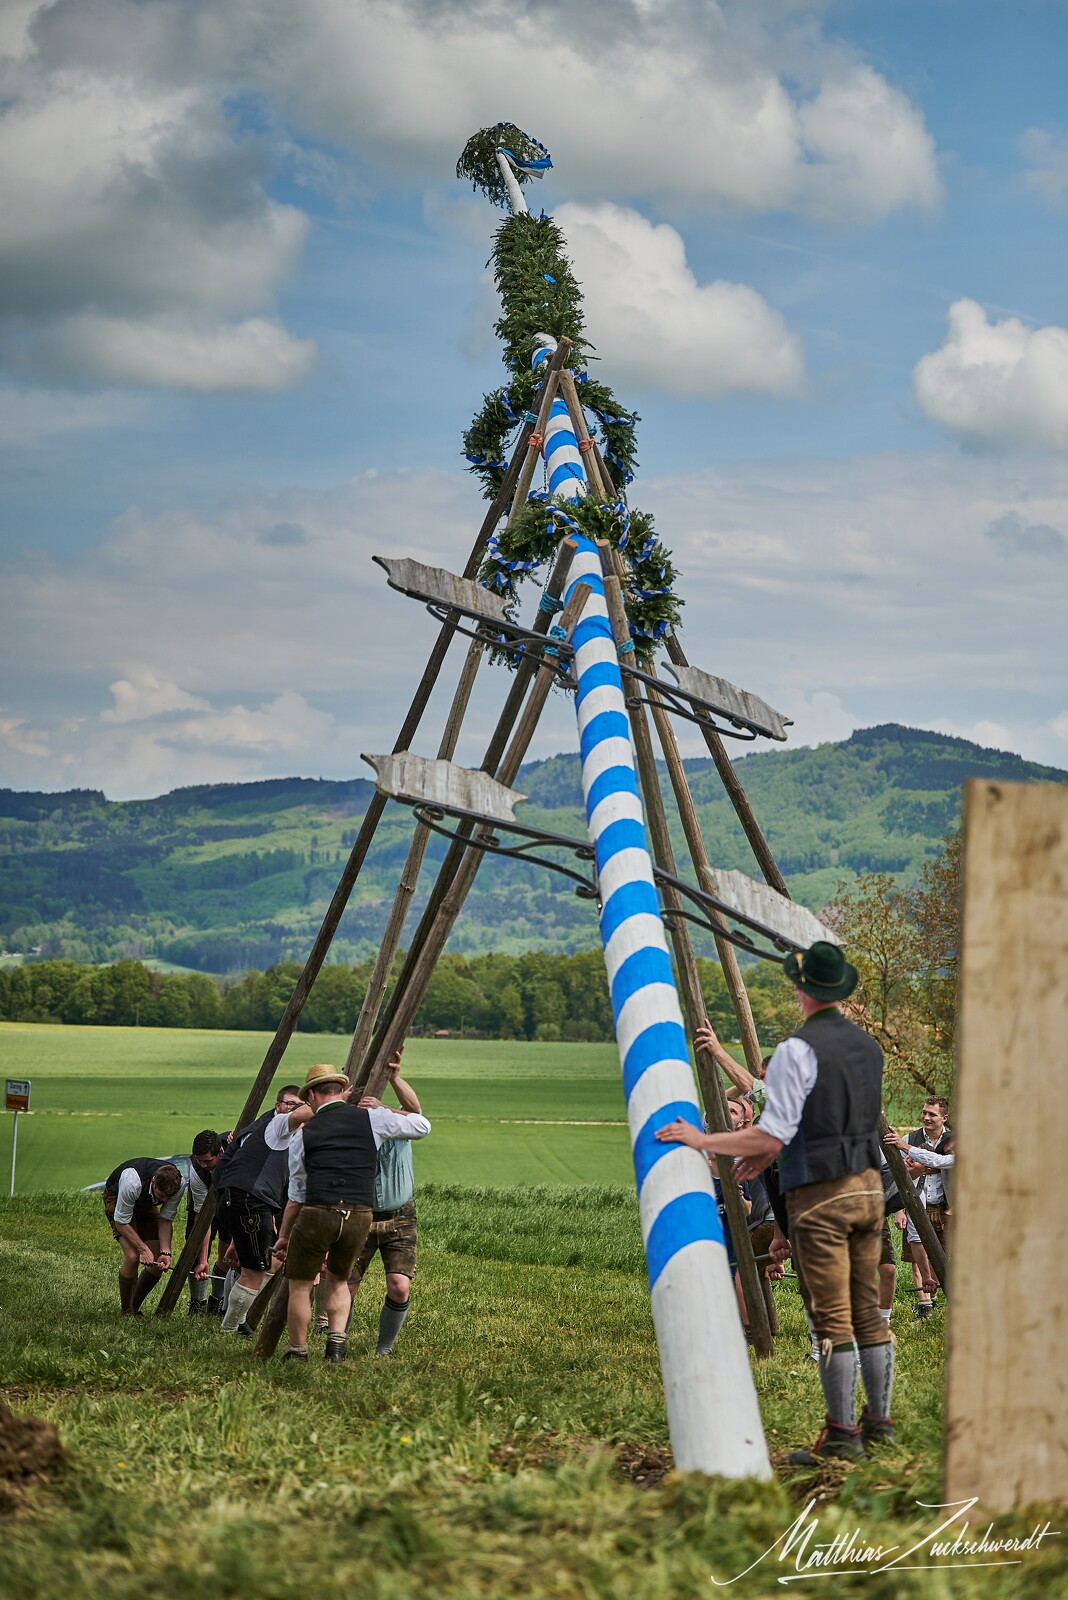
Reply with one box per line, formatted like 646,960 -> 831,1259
356,553 -> 589,1089
599,551 -> 773,1358
157,344 -> 573,1314
559,382 -> 764,1080
662,633 -> 790,899
579,401 -> 933,1313
345,640 -> 484,1077
246,1267 -> 283,1331
344,355 -> 571,1076
253,1276 -> 290,1361
945,778 -> 1068,1510
644,665 -> 766,1081
880,1110 -> 948,1289
557,371 -> 613,499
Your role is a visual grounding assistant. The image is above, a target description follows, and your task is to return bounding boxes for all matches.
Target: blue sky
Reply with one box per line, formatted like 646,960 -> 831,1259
2,0 -> 1067,797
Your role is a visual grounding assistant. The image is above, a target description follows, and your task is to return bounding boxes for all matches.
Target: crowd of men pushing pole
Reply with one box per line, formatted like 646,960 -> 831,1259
102,1050 -> 430,1363
99,936 -> 953,1464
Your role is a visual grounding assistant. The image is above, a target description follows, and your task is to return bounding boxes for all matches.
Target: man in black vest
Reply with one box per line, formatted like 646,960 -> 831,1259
888,1095 -> 952,1317
273,1063 -> 431,1364
213,1084 -> 305,1334
184,1129 -> 224,1314
656,940 -> 894,1463
103,1157 -> 184,1314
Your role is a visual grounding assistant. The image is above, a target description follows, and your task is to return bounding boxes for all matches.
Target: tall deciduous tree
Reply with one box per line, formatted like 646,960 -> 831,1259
826,831 -> 961,1097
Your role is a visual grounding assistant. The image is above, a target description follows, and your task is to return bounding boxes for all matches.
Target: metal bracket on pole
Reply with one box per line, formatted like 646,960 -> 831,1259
619,659 -> 792,743
374,556 -> 576,683
362,755 -> 833,961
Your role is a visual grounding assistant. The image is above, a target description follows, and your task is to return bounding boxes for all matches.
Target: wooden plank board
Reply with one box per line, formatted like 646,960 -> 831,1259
361,752 -> 527,823
373,555 -> 510,625
661,662 -> 791,741
713,868 -> 834,949
944,778 -> 1068,1511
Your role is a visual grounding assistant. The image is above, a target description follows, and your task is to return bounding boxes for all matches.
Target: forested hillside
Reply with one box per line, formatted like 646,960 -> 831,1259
1,725 -> 1063,974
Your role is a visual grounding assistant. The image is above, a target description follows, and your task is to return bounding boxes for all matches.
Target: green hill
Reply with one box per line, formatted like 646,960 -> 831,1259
1,724 -> 1063,973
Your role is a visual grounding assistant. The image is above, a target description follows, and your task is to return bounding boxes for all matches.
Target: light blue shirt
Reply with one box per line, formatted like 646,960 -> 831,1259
286,1103 -> 430,1205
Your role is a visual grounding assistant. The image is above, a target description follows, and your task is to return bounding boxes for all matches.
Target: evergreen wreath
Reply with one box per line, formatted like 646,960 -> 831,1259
457,125 -> 681,648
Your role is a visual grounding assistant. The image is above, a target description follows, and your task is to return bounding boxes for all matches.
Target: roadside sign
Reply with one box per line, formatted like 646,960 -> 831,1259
6,1079 -> 30,1195
5,1079 -> 30,1112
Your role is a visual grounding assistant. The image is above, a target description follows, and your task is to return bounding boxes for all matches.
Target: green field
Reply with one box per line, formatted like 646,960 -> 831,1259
1,1023 -> 633,1191
2,1188 -> 1063,1598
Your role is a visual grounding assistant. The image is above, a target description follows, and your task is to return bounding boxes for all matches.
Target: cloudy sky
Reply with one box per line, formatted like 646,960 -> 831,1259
2,0 -> 1067,799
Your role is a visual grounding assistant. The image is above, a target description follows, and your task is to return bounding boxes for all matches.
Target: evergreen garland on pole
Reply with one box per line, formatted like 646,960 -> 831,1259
457,125 -> 681,647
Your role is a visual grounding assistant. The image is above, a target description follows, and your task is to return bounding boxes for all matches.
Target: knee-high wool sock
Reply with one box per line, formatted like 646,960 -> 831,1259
188,1274 -> 209,1303
130,1268 -> 161,1314
858,1339 -> 896,1419
221,1282 -> 258,1332
818,1344 -> 858,1427
376,1296 -> 409,1354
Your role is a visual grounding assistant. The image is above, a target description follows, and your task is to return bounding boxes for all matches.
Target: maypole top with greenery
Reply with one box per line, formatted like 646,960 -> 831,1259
456,123 -> 682,647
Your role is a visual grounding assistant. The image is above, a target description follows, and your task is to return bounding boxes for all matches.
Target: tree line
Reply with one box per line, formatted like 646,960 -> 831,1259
0,949 -> 795,1045
0,827 -> 960,1079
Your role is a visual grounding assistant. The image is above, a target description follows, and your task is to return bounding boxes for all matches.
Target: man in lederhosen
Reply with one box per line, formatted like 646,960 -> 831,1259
347,1051 -> 424,1357
213,1084 -> 306,1334
273,1063 -> 430,1364
103,1157 -> 185,1314
656,940 -> 895,1463
184,1129 -> 224,1315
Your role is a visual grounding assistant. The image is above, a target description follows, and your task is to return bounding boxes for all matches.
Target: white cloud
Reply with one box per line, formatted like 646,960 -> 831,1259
913,299 -> 1068,451
0,468 -> 491,795
556,203 -> 803,398
985,510 -> 1066,558
0,28 -> 312,392
778,691 -> 861,749
170,689 -> 334,754
37,314 -> 317,392
928,718 -> 1012,752
0,714 -> 50,760
101,671 -> 210,724
1021,126 -> 1068,210
0,2 -> 940,397
0,387 -> 141,445
21,1 -> 939,223
2,453 -> 1068,792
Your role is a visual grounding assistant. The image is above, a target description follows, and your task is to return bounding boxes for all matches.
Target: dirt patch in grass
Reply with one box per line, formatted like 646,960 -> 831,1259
0,1400 -> 66,1510
614,1439 -> 673,1488
770,1445 -> 851,1502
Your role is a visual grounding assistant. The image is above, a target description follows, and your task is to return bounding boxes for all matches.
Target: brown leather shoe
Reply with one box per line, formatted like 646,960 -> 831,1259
788,1417 -> 866,1466
860,1407 -> 896,1447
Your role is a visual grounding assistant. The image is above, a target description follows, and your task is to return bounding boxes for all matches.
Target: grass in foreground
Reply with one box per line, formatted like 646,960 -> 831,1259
1,1190 -> 1064,1599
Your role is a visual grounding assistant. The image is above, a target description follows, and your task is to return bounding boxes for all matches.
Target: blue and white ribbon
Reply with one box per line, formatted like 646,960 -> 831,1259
543,395 -> 587,500
496,123 -> 553,178
563,533 -> 770,1478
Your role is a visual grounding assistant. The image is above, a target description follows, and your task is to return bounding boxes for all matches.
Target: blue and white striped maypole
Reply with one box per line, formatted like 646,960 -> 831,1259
529,342 -> 770,1478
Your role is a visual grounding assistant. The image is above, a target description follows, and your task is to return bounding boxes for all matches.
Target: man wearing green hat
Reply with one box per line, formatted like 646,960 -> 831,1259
657,940 -> 893,1463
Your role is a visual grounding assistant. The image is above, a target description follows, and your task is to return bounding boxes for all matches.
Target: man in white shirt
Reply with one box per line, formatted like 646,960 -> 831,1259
272,1063 -> 431,1364
103,1157 -> 185,1314
656,940 -> 893,1464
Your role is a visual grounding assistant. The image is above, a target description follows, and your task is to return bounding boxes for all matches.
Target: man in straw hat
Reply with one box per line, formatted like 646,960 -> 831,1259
657,940 -> 894,1463
272,1063 -> 431,1364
